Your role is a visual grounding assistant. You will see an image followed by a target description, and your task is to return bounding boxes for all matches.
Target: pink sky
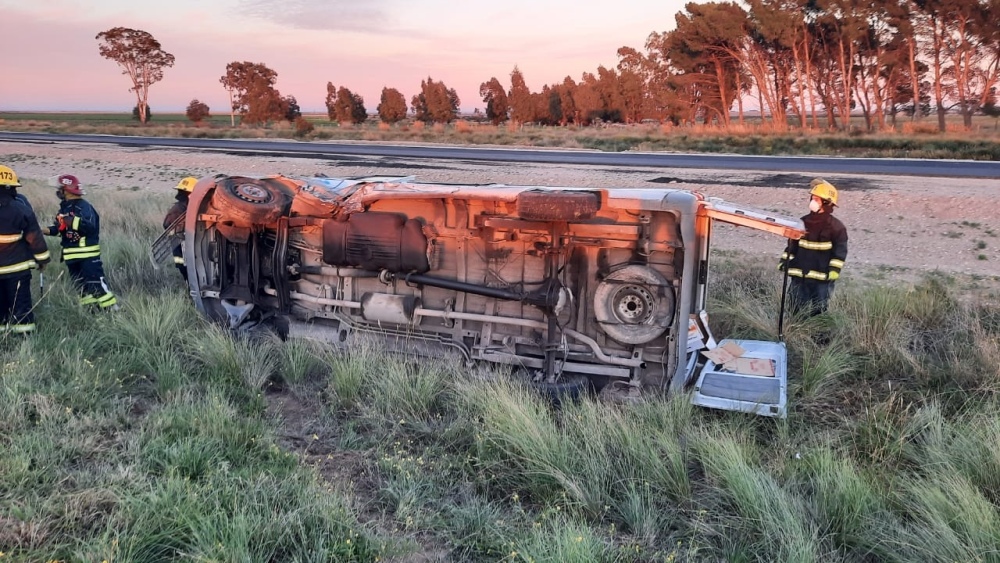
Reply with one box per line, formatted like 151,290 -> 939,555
0,0 -> 686,114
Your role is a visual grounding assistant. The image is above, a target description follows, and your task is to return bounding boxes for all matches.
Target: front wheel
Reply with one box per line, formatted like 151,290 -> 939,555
533,374 -> 590,407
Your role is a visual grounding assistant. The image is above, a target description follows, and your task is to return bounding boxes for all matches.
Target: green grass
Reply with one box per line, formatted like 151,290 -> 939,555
4,111 -> 1000,159
2,177 -> 1000,561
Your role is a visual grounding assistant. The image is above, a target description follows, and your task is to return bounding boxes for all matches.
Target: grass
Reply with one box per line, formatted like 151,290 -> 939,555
1,178 -> 1000,561
4,112 -> 1000,160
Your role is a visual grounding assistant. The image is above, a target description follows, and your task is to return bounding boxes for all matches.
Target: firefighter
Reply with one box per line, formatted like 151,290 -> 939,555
0,165 -> 50,334
164,176 -> 196,283
41,174 -> 118,311
779,178 -> 849,316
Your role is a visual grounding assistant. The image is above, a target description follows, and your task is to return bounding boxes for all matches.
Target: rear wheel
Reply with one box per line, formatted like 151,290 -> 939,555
211,177 -> 290,225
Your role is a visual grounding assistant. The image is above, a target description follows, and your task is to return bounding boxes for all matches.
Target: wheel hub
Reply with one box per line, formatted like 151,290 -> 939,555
613,286 -> 655,324
234,183 -> 273,203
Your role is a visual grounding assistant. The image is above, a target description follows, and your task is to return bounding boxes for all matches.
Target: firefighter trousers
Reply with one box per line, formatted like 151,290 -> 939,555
789,277 -> 835,317
0,273 -> 35,333
66,256 -> 118,310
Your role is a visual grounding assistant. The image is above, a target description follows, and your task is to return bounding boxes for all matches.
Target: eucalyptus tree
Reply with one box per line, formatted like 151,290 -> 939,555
660,2 -> 749,127
595,65 -> 627,122
220,62 -> 283,126
617,47 -> 654,123
943,0 -> 1000,128
95,27 -> 175,124
745,0 -> 801,129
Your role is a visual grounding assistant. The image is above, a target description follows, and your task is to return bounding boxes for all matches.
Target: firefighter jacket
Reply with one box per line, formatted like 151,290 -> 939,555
163,197 -> 188,265
48,198 -> 102,262
0,192 -> 50,278
779,211 -> 848,282
163,199 -> 187,230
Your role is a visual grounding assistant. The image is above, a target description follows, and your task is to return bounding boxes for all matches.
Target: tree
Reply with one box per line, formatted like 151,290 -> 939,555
186,99 -> 211,124
377,87 -> 408,123
508,66 -> 534,124
595,65 -> 626,123
294,117 -> 315,137
479,77 -> 509,125
132,104 -> 150,121
662,2 -> 748,127
617,47 -> 652,123
283,95 -> 301,122
350,92 -> 369,124
573,72 -> 603,125
219,61 -> 284,126
95,27 -> 175,124
411,77 -> 460,123
325,82 -> 338,121
984,88 -> 1000,129
330,86 -> 367,124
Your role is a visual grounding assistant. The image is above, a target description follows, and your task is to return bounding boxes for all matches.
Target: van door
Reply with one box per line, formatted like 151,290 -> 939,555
688,197 -> 805,418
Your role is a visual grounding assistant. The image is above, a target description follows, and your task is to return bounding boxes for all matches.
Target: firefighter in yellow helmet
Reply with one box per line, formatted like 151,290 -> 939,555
164,176 -> 197,282
0,165 -> 51,334
778,178 -> 849,316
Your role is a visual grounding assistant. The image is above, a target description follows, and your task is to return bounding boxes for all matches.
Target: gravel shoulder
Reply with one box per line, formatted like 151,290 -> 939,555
4,140 -> 999,287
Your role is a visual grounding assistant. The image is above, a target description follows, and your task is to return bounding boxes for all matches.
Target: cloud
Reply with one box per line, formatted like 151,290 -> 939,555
237,0 -> 390,32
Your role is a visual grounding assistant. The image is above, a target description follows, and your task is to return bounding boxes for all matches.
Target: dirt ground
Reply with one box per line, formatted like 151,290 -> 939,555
4,140 -> 999,286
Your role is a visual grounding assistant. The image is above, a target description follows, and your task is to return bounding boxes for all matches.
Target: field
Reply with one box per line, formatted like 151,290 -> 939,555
3,111 -> 1000,160
1,139 -> 1000,561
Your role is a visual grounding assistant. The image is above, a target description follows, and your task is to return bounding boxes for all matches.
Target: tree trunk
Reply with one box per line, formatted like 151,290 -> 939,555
803,30 -> 818,129
931,18 -> 947,132
714,59 -> 731,128
791,37 -> 807,129
907,36 -> 921,121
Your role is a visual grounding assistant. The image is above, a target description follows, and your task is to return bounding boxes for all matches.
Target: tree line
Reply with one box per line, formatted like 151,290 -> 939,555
96,0 -> 1000,133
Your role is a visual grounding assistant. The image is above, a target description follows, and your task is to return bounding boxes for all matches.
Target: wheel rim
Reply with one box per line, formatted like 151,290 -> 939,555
233,183 -> 273,204
612,285 -> 655,324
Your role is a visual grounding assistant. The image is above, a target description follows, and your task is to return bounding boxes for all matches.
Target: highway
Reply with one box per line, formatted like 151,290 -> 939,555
1,131 -> 998,178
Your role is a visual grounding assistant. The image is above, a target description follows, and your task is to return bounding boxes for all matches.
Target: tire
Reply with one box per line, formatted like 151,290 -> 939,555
517,190 -> 600,221
593,265 -> 675,345
211,177 -> 290,225
533,374 -> 590,407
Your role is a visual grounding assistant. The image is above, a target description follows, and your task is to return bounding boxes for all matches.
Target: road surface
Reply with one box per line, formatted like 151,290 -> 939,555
1,131 -> 998,178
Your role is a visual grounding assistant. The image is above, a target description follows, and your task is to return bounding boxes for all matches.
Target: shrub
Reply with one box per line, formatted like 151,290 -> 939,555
293,116 -> 314,137
132,104 -> 151,122
185,99 -> 210,124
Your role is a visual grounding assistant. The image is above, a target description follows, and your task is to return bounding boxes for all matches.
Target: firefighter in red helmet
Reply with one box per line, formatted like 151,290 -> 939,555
42,174 -> 118,311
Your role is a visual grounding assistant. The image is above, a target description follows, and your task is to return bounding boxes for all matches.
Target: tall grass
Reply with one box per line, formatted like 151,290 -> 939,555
2,176 -> 999,561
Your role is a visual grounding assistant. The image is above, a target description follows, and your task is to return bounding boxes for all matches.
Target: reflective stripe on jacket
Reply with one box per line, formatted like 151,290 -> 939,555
49,198 -> 102,261
0,192 -> 50,279
779,212 -> 848,282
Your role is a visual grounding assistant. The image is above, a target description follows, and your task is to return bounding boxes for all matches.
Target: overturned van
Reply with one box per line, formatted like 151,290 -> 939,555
155,174 -> 804,417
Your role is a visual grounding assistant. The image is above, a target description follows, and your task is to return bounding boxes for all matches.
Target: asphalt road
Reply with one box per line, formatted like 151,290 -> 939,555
1,131 -> 999,178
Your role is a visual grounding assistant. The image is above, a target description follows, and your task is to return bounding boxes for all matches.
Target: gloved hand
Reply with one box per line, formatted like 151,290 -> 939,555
56,214 -> 69,232
36,261 -> 46,271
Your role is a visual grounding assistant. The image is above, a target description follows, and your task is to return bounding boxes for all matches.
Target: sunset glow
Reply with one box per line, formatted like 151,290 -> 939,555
0,0 -> 685,113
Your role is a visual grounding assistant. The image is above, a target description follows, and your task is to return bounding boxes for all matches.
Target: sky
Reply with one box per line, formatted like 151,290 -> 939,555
0,0 -> 687,114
